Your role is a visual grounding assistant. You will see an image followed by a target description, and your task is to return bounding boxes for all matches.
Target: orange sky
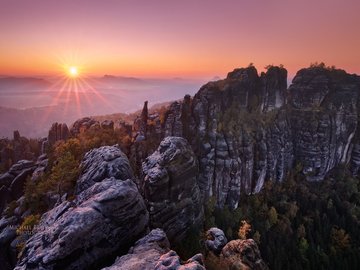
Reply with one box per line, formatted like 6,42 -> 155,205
0,0 -> 359,79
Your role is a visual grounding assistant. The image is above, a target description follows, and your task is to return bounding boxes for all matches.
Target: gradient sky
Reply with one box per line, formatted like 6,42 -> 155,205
0,0 -> 359,78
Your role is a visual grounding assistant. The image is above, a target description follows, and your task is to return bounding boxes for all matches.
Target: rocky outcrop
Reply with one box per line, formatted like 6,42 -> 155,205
288,67 -> 360,181
0,131 -> 37,171
141,137 -> 203,243
220,239 -> 268,270
15,178 -> 149,270
155,251 -> 205,270
102,228 -> 170,270
12,131 -> 36,163
103,229 -> 205,270
127,65 -> 360,209
205,228 -> 267,270
0,160 -> 36,215
76,145 -> 134,193
260,66 -> 287,112
47,122 -> 70,146
205,227 -> 227,255
70,117 -> 99,136
0,216 -> 18,270
101,120 -> 114,130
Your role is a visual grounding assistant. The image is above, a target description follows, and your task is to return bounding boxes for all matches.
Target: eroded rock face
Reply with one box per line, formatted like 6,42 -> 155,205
221,239 -> 268,270
141,137 -> 203,243
47,122 -> 70,146
288,67 -> 360,181
0,160 -> 36,215
70,117 -> 99,136
155,251 -> 206,270
102,228 -> 170,270
205,227 -> 228,255
15,178 -> 149,270
101,120 -> 114,130
76,145 -> 134,193
128,65 -> 360,208
103,229 -> 205,270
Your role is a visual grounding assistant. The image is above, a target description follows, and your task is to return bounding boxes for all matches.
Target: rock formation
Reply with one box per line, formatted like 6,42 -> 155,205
128,65 -> 360,209
47,122 -> 70,146
1,64 -> 360,270
205,228 -> 268,270
103,229 -> 206,270
205,227 -> 228,255
15,178 -> 149,270
0,160 -> 36,215
102,228 -> 170,270
141,137 -> 203,243
101,120 -> 114,130
221,239 -> 268,270
76,145 -> 134,193
70,117 -> 100,136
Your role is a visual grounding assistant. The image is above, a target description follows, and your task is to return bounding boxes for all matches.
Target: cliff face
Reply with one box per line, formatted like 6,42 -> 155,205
129,66 -> 360,208
288,67 -> 360,181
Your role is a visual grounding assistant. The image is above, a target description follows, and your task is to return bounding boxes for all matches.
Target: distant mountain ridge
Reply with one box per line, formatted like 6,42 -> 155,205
0,77 -> 51,91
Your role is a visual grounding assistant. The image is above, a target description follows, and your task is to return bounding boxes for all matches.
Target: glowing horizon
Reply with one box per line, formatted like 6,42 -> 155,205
0,0 -> 359,79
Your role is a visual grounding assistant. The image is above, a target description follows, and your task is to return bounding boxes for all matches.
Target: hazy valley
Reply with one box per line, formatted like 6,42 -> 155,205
0,76 -> 205,138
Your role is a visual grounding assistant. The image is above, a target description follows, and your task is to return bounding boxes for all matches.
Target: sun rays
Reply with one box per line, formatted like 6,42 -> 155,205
37,54 -> 117,127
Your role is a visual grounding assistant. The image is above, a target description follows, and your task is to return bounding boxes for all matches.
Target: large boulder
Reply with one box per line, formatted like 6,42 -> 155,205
205,228 -> 228,255
155,251 -> 205,270
103,229 -> 205,270
141,137 -> 203,243
102,228 -> 170,270
0,216 -> 18,270
9,167 -> 35,200
15,178 -> 149,270
76,145 -> 134,193
220,239 -> 268,270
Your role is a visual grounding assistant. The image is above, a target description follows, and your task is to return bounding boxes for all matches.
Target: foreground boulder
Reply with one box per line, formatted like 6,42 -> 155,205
205,227 -> 228,255
103,229 -> 205,270
142,137 -> 203,243
76,145 -> 134,193
205,228 -> 268,270
0,160 -> 36,215
15,178 -> 149,270
155,251 -> 205,270
221,239 -> 268,270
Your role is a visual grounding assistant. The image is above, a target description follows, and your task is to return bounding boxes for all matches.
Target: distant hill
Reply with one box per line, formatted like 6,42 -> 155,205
0,77 -> 51,92
0,75 -> 205,138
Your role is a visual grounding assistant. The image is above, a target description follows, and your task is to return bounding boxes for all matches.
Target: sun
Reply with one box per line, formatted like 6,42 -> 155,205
68,66 -> 78,77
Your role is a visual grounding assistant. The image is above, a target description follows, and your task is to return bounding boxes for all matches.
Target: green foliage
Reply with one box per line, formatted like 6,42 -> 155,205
253,230 -> 261,244
23,126 -> 134,215
16,214 -> 40,236
44,151 -> 80,197
268,206 -> 278,226
15,214 -> 41,257
24,140 -> 81,215
201,165 -> 360,270
219,103 -> 278,137
330,227 -> 351,252
204,196 -> 217,229
175,225 -> 203,260
309,62 -> 337,70
3,200 -> 19,217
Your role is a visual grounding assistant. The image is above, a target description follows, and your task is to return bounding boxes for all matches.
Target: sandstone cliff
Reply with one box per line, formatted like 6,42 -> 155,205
128,65 -> 360,208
